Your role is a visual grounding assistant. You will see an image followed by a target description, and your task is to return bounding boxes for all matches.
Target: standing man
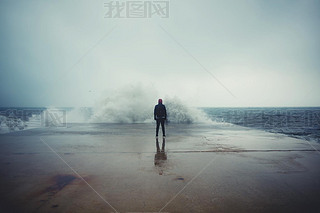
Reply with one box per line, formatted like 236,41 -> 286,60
154,99 -> 167,137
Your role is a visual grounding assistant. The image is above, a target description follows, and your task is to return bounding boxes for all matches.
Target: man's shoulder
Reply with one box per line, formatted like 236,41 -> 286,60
155,104 -> 166,108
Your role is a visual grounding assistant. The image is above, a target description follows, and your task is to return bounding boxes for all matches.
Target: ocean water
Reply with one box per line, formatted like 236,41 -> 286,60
1,107 -> 319,143
203,107 -> 320,143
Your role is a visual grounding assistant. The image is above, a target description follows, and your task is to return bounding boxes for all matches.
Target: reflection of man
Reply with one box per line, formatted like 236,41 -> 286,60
154,137 -> 167,175
154,99 -> 167,137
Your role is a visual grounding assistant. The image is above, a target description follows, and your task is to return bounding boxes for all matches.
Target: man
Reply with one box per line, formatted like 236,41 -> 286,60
154,99 -> 167,137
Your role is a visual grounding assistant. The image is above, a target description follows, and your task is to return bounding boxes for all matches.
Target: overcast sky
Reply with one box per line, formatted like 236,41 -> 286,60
1,0 -> 319,107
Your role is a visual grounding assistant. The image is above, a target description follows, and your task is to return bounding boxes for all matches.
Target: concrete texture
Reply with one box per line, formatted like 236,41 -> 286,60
0,123 -> 320,212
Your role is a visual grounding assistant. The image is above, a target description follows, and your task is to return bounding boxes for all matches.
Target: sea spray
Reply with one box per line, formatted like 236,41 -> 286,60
165,97 -> 211,124
88,85 -> 211,124
67,107 -> 92,123
90,85 -> 157,123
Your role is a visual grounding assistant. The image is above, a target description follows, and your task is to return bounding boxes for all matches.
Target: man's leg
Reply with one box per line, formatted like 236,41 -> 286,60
161,119 -> 165,136
156,119 -> 160,136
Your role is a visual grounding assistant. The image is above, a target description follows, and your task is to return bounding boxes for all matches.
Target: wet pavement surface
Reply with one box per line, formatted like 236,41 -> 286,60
0,123 -> 320,212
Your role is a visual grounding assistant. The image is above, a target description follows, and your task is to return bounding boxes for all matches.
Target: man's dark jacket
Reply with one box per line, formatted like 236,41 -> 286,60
154,104 -> 167,120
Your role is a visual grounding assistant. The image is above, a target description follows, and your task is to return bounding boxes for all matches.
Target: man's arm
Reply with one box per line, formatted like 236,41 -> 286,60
164,105 -> 167,120
154,105 -> 157,120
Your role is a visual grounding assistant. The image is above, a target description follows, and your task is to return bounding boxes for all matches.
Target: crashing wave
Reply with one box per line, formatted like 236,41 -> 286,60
90,85 -> 156,123
88,85 -> 210,124
165,97 -> 210,124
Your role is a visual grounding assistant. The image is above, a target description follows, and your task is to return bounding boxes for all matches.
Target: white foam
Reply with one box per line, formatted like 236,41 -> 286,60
0,115 -> 27,134
165,97 -> 211,124
67,107 -> 92,123
90,85 -> 156,123
89,85 -> 212,124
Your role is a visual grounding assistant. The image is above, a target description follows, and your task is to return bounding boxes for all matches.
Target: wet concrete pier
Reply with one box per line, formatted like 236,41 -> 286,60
1,123 -> 320,212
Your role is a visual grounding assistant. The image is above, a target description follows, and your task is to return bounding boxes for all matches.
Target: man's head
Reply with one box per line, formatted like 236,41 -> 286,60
158,99 -> 162,104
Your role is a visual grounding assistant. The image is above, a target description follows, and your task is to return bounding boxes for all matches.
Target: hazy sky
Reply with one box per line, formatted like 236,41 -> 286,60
1,0 -> 319,107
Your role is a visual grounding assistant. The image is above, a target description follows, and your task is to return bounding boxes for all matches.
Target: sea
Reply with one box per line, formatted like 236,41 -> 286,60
0,107 -> 319,143
203,107 -> 320,143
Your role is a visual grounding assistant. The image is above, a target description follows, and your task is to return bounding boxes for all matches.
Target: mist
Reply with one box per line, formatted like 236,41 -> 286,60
1,0 -> 319,107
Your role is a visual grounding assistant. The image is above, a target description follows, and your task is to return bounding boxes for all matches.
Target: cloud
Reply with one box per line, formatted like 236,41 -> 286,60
0,0 -> 319,107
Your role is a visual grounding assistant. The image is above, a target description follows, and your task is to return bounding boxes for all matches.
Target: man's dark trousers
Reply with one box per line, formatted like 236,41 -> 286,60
156,119 -> 165,136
